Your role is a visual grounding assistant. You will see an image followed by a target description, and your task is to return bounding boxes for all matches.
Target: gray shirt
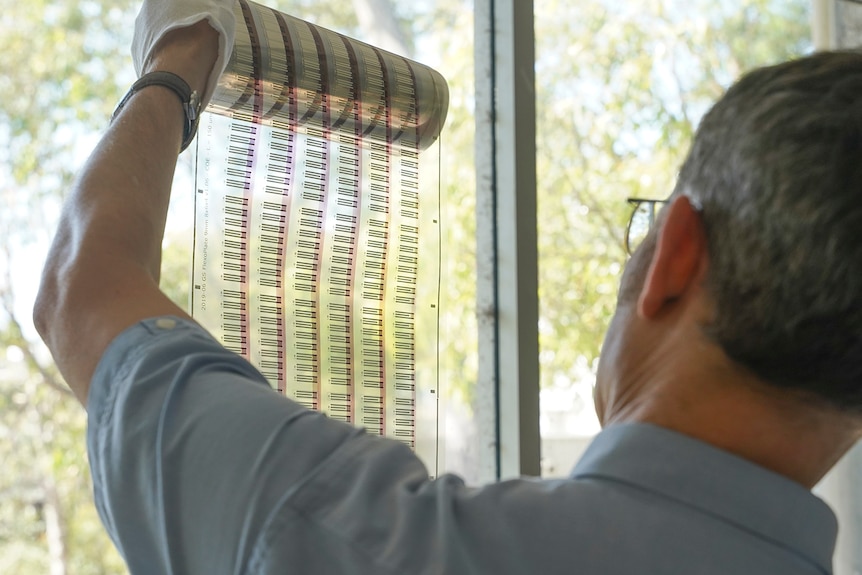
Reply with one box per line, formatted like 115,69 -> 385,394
88,317 -> 838,574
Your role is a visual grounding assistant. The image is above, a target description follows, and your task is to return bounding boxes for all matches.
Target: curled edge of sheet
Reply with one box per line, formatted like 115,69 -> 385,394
208,0 -> 450,151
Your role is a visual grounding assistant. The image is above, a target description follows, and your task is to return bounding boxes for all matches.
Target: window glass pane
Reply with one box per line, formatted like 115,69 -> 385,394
535,0 -> 812,477
1,2 -> 137,571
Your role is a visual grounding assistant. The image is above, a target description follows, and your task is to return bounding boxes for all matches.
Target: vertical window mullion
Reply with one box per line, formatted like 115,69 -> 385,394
475,0 -> 541,480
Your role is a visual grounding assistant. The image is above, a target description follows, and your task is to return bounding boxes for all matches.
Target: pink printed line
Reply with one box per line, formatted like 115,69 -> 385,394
341,36 -> 363,426
274,11 -> 300,394
306,22 -> 333,411
370,45 -> 394,438
238,0 -> 264,362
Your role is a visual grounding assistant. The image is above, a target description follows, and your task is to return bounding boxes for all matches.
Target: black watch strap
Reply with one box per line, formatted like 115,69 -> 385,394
112,71 -> 202,152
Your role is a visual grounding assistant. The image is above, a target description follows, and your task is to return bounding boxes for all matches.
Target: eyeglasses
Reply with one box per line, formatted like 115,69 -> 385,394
625,198 -> 668,255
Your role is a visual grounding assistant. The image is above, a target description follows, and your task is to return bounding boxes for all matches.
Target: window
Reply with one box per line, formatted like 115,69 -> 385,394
534,0 -> 812,477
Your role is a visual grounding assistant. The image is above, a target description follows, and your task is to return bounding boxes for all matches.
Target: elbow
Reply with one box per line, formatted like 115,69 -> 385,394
33,248 -> 94,405
33,231 -> 76,351
33,263 -> 62,351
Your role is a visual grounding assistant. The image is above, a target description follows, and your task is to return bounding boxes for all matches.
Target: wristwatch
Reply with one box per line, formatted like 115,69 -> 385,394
112,71 -> 202,152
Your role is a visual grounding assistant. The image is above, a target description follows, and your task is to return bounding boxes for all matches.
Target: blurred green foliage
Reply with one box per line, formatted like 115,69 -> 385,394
535,0 -> 810,390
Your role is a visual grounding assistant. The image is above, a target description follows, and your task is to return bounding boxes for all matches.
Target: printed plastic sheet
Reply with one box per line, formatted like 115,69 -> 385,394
191,0 -> 448,472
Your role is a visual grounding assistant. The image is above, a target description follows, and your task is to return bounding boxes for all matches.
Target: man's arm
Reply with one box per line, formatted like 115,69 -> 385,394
33,22 -> 219,404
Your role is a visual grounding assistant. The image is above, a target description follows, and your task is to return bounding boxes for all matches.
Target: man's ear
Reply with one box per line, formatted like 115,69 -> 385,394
638,196 -> 707,319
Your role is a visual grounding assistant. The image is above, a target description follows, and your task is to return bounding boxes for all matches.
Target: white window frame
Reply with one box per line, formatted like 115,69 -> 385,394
474,0 -> 541,480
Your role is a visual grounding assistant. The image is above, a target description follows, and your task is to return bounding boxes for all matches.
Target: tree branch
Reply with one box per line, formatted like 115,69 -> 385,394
546,110 -> 628,255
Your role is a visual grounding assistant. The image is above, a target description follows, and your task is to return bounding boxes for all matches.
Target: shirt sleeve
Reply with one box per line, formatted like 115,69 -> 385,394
87,316 -> 362,574
86,317 -> 593,575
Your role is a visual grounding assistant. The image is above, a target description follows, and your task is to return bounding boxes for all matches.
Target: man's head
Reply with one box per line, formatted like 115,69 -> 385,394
674,50 -> 862,411
596,51 -> 862,436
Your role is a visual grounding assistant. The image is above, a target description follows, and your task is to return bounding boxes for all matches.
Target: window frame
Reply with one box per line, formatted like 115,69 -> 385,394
475,0 -> 541,480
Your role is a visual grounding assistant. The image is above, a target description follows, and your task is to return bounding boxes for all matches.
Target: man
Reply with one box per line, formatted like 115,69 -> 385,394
33,0 -> 862,573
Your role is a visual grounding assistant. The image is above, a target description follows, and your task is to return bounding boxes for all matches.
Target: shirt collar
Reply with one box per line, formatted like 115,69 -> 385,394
571,423 -> 837,573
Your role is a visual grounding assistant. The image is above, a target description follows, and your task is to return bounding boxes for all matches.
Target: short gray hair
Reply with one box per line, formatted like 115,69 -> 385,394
672,50 -> 862,412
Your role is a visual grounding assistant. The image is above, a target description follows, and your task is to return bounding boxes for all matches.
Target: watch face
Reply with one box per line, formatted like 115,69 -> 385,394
189,91 -> 202,120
